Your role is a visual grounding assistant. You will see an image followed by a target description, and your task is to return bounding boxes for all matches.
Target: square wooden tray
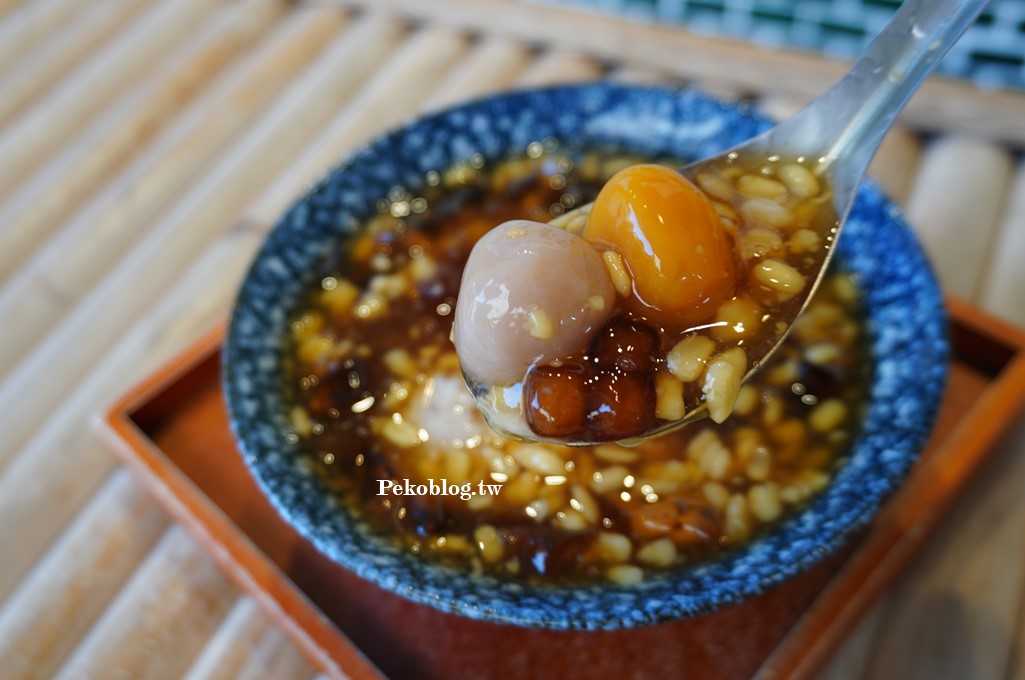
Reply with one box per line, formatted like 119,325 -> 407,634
96,297 -> 1025,680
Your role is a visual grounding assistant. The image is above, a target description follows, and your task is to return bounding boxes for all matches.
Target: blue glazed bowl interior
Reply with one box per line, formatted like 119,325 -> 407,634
224,83 -> 947,630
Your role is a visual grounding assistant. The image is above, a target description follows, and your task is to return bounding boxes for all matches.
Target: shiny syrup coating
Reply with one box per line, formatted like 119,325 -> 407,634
525,317 -> 659,441
583,164 -> 739,325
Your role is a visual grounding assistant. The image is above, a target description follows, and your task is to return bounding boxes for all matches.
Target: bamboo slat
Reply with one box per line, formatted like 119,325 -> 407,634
329,0 -> 1025,148
979,162 -> 1025,327
0,10 -> 398,468
0,0 -> 219,203
0,0 -> 25,21
244,23 -> 505,224
0,274 -> 224,604
421,36 -> 533,113
610,64 -> 678,86
0,13 -> 411,600
516,49 -> 605,87
0,0 -> 285,287
254,25 -> 623,230
0,14 -> 529,604
0,469 -> 168,680
0,1 -> 346,379
0,18 -> 481,616
244,36 -> 604,240
0,0 -> 95,77
182,597 -> 317,680
0,0 -> 152,129
51,526 -> 237,680
904,138 -> 1015,301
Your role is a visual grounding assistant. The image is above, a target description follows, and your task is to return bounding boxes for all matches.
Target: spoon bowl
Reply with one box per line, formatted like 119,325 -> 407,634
461,0 -> 986,445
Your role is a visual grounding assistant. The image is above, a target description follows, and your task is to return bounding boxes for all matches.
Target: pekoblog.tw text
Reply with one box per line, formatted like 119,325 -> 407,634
377,478 -> 503,501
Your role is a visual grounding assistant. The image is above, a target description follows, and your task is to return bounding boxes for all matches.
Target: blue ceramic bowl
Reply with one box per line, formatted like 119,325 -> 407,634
224,83 -> 948,630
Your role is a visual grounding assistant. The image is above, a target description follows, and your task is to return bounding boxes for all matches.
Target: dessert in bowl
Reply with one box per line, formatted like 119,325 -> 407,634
224,83 -> 947,630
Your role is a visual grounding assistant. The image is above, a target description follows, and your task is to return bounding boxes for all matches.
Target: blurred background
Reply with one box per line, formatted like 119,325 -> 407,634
532,0 -> 1025,90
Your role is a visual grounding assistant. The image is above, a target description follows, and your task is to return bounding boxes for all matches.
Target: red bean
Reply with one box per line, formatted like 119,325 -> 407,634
524,363 -> 589,438
586,370 -> 655,441
589,317 -> 658,374
630,501 -> 680,538
671,507 -> 721,546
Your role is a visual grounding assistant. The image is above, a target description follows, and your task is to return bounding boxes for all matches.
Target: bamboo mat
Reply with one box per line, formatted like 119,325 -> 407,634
0,1 -> 1024,678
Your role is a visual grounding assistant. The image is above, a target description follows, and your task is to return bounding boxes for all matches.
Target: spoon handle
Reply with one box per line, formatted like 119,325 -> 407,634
756,0 -> 989,201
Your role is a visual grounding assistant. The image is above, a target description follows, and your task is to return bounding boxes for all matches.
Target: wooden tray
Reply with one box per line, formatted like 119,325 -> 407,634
96,297 -> 1025,680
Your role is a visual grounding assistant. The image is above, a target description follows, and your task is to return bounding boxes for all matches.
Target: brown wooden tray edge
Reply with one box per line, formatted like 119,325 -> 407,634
758,296 -> 1025,680
93,297 -> 1025,680
94,325 -> 384,680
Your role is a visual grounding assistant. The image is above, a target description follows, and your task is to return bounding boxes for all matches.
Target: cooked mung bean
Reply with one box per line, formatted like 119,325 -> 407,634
738,174 -> 788,199
606,564 -> 645,585
654,370 -> 686,421
702,348 -> 746,424
753,259 -> 807,300
602,250 -> 632,297
778,163 -> 820,198
636,538 -> 678,567
810,398 -> 849,432
667,335 -> 717,382
595,532 -> 633,563
748,483 -> 783,522
741,197 -> 794,227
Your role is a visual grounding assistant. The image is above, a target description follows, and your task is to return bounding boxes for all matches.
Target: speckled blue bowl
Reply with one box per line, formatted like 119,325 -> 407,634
224,83 -> 947,630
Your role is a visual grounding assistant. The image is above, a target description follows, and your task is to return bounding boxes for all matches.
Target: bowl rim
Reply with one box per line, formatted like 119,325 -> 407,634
223,81 -> 948,630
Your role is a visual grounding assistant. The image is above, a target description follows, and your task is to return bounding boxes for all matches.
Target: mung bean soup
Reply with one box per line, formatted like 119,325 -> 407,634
284,145 -> 870,585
